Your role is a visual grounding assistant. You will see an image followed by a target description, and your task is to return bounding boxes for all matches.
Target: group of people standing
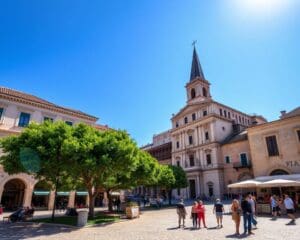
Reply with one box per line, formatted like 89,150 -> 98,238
176,193 -> 296,236
176,198 -> 225,229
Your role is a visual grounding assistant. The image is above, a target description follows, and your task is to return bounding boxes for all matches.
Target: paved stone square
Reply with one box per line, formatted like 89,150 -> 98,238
0,203 -> 299,240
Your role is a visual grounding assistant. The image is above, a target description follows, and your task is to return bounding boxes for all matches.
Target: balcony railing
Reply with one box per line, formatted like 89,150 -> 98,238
233,161 -> 252,169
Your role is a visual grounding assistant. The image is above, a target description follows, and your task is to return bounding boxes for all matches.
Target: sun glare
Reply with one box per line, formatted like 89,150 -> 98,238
232,0 -> 293,18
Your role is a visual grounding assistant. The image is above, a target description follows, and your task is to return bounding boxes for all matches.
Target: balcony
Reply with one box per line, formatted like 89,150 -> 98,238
233,161 -> 252,170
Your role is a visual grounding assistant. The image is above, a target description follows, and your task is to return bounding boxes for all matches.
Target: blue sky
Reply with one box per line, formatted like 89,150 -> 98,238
1,0 -> 299,146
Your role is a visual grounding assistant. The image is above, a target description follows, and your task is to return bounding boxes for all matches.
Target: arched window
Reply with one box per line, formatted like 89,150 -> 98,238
191,88 -> 196,99
202,87 -> 207,97
270,169 -> 289,176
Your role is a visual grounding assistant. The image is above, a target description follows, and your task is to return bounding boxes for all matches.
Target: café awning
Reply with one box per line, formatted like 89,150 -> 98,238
258,179 -> 300,188
227,180 -> 262,189
57,192 -> 70,196
33,191 -> 50,196
76,191 -> 88,196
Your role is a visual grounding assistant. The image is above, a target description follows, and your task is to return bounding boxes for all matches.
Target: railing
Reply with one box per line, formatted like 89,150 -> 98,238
233,161 -> 252,169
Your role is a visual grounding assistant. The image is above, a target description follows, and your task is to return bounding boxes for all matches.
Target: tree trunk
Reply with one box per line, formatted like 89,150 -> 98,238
51,188 -> 57,222
106,189 -> 113,212
88,188 -> 95,218
168,189 -> 172,206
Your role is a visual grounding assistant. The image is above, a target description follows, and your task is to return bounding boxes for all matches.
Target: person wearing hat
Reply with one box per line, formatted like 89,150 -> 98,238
176,199 -> 187,228
213,198 -> 225,228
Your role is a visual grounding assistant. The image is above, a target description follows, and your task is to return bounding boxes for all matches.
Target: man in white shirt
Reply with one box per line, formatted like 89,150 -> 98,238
284,194 -> 296,224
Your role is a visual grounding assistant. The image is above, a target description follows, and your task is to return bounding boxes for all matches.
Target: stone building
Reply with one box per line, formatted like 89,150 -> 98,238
0,86 -> 108,210
170,47 -> 264,199
137,130 -> 172,197
248,108 -> 300,178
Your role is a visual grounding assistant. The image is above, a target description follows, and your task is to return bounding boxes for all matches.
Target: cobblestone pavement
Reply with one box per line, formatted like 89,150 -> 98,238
0,204 -> 299,240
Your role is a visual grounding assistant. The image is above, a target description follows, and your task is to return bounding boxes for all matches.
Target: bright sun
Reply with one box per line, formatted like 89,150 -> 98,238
232,0 -> 293,17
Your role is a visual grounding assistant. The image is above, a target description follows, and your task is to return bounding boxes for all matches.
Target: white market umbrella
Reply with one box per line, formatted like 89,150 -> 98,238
258,179 -> 300,188
227,180 -> 261,189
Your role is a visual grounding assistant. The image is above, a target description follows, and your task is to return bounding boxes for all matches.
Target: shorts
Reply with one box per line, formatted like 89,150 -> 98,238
286,209 -> 295,214
216,212 -> 223,217
272,207 -> 278,212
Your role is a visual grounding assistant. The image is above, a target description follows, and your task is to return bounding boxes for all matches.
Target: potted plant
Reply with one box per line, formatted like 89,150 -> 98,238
125,201 -> 139,219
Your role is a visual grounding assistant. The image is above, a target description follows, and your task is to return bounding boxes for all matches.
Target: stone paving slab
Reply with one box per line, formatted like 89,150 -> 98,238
0,204 -> 299,240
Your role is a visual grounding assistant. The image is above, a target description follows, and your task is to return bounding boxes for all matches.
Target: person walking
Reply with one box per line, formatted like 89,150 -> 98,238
190,201 -> 198,228
213,199 -> 225,228
231,199 -> 241,235
270,195 -> 278,219
248,194 -> 257,228
241,194 -> 253,235
197,200 -> 207,228
284,194 -> 296,224
176,199 -> 187,228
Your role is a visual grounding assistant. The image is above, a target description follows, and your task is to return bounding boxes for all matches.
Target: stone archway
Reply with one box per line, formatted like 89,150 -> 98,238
270,169 -> 290,176
1,178 -> 26,210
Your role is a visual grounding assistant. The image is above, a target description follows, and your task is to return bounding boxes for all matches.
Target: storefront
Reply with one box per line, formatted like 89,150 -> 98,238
228,174 -> 300,214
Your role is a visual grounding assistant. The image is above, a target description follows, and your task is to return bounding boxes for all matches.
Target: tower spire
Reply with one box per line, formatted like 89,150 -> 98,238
190,43 -> 205,81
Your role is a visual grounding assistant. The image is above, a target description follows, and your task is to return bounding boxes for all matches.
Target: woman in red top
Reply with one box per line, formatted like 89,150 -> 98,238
197,200 -> 207,228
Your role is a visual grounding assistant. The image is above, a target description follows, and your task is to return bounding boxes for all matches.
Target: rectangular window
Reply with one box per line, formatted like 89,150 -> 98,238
219,109 -> 223,116
176,141 -> 180,149
176,161 -> 180,167
188,135 -> 193,145
224,110 -> 227,118
44,117 -> 54,122
175,122 -> 179,128
18,112 -> 31,127
189,155 -> 195,167
184,117 -> 188,124
228,112 -> 231,119
205,131 -> 209,140
0,108 -> 3,119
240,153 -> 248,166
266,136 -> 279,156
203,110 -> 207,116
206,154 -> 212,165
239,116 -> 241,123
192,113 -> 196,121
297,130 -> 300,142
225,156 -> 230,164
65,121 -> 73,126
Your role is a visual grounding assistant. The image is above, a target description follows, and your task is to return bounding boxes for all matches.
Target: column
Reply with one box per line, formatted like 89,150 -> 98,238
23,186 -> 33,207
68,191 -> 75,208
196,175 -> 200,197
0,186 -> 3,202
210,121 -> 215,142
103,191 -> 108,207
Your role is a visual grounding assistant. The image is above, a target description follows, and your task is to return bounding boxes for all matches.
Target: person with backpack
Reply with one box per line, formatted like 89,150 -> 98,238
176,199 -> 187,228
213,199 -> 225,228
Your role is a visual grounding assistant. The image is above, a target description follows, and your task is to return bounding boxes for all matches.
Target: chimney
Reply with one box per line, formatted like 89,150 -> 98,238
280,110 -> 286,118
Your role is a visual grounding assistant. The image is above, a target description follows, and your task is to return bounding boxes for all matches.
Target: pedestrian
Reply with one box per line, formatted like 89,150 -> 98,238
270,195 -> 278,219
241,194 -> 253,235
248,194 -> 257,228
197,200 -> 207,228
213,198 -> 224,228
190,201 -> 198,228
231,199 -> 241,235
284,194 -> 296,224
176,199 -> 187,228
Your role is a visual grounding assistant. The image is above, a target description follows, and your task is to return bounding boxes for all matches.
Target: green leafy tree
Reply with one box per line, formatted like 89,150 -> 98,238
158,165 -> 188,205
0,121 -> 73,221
102,150 -> 161,211
65,125 -> 143,215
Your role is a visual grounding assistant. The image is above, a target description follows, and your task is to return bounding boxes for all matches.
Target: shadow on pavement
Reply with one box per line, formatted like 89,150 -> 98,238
0,222 -> 79,240
167,226 -> 180,230
225,233 -> 249,239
